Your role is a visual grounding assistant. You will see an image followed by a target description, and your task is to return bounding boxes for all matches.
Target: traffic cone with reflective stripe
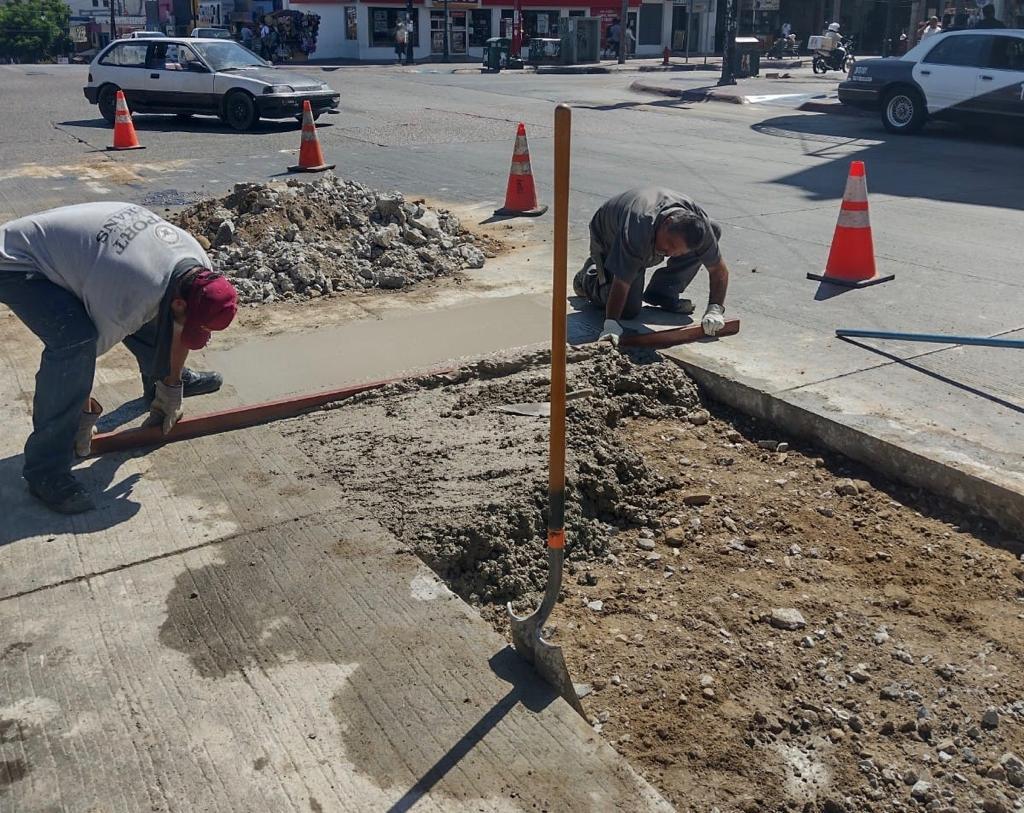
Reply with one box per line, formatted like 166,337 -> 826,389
808,161 -> 893,287
494,122 -> 547,217
108,90 -> 144,151
288,100 -> 335,173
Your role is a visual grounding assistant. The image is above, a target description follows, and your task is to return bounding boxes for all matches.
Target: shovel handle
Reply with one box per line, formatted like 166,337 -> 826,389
549,104 -> 571,550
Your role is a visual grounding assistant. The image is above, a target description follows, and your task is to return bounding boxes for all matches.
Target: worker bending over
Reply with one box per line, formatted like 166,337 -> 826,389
573,188 -> 730,344
0,202 -> 237,514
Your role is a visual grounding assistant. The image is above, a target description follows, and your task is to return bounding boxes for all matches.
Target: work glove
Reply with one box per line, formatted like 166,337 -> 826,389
144,380 -> 184,435
701,304 -> 726,337
599,319 -> 624,347
74,398 -> 103,458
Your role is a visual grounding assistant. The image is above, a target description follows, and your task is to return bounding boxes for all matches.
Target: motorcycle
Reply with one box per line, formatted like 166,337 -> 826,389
812,36 -> 855,74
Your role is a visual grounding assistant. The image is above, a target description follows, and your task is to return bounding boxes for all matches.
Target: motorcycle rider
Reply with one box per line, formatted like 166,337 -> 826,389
821,22 -> 849,71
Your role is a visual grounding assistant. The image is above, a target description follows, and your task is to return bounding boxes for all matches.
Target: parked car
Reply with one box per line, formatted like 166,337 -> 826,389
190,27 -> 233,40
124,31 -> 166,38
83,37 -> 340,131
838,29 -> 1024,134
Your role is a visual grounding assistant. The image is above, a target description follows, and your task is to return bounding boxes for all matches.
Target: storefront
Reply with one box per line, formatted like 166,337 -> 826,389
285,0 -> 717,61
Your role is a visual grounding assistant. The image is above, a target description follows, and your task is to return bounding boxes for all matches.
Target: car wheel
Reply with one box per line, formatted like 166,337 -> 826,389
98,84 -> 120,124
223,90 -> 258,131
882,87 -> 926,134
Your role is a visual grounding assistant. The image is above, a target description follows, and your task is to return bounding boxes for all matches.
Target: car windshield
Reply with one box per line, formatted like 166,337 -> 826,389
190,40 -> 268,70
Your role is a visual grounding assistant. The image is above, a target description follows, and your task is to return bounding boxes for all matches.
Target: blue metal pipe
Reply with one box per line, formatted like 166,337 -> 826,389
836,329 -> 1024,349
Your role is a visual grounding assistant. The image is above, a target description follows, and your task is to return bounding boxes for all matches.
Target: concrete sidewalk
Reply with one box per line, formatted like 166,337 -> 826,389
0,312 -> 671,811
629,71 -> 856,112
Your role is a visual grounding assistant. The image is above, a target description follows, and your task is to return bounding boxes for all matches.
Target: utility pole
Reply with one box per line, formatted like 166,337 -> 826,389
717,0 -> 736,85
405,0 -> 414,65
109,0 -> 117,41
443,0 -> 450,61
882,0 -> 895,56
618,0 -> 627,63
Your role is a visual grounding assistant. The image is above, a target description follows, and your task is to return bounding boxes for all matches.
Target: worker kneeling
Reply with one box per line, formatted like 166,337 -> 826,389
573,188 -> 730,344
0,202 -> 238,515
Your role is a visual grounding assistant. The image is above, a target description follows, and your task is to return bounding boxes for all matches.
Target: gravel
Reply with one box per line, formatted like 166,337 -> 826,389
172,175 -> 491,304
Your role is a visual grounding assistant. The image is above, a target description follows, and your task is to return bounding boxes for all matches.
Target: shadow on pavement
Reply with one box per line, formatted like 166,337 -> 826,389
838,336 -> 1024,415
385,647 -> 558,813
0,453 -> 142,548
57,116 -> 308,135
752,114 -> 1024,211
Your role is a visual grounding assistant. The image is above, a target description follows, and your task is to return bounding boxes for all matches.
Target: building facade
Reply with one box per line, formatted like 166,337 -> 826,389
284,0 -> 720,62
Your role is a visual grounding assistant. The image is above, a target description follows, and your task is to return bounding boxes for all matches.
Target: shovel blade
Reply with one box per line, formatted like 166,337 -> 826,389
508,603 -> 586,717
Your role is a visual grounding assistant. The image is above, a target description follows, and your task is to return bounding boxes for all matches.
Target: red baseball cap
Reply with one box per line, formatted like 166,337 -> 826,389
181,271 -> 238,350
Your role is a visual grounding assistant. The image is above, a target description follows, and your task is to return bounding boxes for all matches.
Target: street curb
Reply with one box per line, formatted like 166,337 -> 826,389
629,80 -> 748,104
536,63 -> 717,75
666,355 -> 1024,536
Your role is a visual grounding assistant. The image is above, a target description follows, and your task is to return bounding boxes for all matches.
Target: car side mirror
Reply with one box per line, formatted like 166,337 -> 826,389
186,62 -> 209,73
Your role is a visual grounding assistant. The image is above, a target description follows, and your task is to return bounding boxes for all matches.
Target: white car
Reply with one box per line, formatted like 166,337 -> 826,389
125,31 -> 166,38
83,37 -> 340,131
190,27 -> 232,39
839,29 -> 1024,133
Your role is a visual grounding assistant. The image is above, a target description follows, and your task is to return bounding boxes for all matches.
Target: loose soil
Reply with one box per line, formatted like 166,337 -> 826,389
288,347 -> 1024,813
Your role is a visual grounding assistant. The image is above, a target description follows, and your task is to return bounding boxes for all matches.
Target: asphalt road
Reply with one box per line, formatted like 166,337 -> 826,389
1,61 -> 1022,526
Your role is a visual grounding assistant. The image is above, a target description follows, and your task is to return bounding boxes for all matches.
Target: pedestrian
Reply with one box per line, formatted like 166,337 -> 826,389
607,18 -> 620,58
394,19 -> 408,64
623,23 -> 636,58
919,16 -> 942,42
572,188 -> 730,345
240,24 -> 254,49
974,4 -> 1006,29
0,202 -> 237,514
259,20 -> 271,59
781,20 -> 792,38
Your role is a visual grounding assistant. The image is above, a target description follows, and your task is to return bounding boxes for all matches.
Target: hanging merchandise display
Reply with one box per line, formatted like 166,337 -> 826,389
263,10 -> 321,62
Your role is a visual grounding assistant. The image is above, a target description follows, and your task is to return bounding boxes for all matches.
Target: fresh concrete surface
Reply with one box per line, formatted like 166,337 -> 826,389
0,332 -> 671,812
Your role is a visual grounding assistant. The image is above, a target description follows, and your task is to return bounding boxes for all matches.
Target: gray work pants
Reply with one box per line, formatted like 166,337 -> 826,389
579,252 -> 702,319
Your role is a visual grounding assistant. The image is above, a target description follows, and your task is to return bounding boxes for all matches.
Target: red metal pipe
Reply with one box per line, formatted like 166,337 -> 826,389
619,318 -> 740,349
90,368 -> 453,456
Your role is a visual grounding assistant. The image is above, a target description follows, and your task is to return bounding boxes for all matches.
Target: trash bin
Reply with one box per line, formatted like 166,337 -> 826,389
482,37 -> 511,72
732,36 -> 760,78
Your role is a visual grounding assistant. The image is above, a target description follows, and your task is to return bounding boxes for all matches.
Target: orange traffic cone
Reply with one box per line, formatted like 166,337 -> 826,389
494,122 -> 547,217
288,100 -> 335,173
108,90 -> 144,151
808,160 -> 893,288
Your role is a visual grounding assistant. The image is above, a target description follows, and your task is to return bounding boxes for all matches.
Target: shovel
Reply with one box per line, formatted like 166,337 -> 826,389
507,104 -> 587,718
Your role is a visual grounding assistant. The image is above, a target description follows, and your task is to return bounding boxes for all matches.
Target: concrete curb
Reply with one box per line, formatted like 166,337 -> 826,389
536,62 -> 717,75
630,79 -> 748,104
667,355 -> 1024,536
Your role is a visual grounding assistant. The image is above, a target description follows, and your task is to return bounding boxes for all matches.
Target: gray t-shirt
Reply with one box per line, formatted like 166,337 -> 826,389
589,188 -> 721,283
0,202 -> 209,355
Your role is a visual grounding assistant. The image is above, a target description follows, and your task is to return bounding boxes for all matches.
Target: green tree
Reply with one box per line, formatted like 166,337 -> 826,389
0,0 -> 71,62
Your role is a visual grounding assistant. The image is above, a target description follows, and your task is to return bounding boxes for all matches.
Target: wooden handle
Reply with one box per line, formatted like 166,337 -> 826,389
548,104 -> 571,547
618,318 -> 740,349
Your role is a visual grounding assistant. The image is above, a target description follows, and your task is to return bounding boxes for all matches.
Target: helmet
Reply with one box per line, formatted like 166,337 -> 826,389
828,22 -> 841,32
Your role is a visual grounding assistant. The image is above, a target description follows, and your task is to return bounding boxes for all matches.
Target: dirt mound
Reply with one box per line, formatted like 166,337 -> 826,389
290,346 -> 702,608
171,175 -> 495,304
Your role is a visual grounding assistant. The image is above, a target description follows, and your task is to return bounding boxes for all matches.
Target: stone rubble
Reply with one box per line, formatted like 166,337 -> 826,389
171,175 -> 490,304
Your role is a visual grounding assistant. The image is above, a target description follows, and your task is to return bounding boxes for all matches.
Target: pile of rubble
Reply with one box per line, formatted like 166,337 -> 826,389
172,175 -> 490,304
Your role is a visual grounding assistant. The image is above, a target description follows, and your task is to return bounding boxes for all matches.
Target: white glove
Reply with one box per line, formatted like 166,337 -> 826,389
74,399 -> 103,458
144,381 -> 184,435
701,304 -> 726,337
599,319 -> 624,347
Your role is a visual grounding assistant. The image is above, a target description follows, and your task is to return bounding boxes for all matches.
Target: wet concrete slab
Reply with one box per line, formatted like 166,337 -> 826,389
203,294 -> 553,404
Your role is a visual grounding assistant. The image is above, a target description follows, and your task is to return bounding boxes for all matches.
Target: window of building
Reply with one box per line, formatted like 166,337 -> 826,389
469,9 -> 490,47
345,6 -> 357,40
98,43 -> 149,66
923,34 -> 990,67
523,10 -> 559,38
369,8 -> 418,48
92,0 -> 98,7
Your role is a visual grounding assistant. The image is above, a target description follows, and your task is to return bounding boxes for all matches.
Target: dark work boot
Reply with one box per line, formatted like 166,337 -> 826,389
28,473 -> 95,515
643,293 -> 695,315
143,368 -> 223,402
